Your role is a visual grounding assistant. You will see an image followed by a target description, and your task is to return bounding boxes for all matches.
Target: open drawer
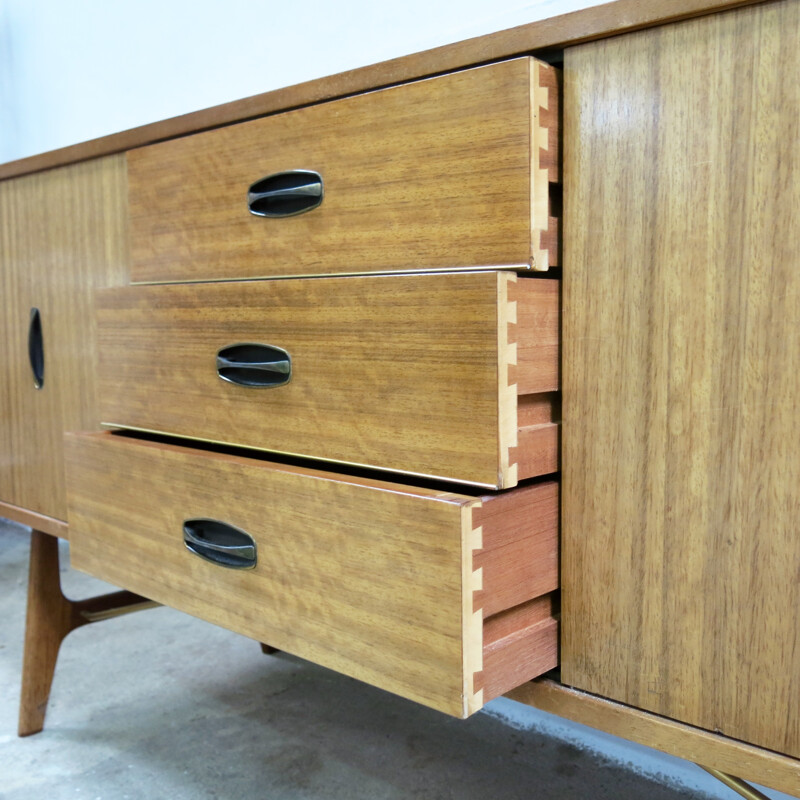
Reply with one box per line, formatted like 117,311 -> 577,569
96,271 -> 558,489
65,432 -> 558,717
127,57 -> 559,284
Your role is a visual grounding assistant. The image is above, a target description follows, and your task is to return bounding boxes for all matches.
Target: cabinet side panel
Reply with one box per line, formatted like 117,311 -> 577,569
0,156 -> 130,519
562,2 -> 800,755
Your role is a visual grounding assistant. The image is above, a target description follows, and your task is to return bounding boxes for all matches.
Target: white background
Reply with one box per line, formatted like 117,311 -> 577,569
0,0 -> 600,162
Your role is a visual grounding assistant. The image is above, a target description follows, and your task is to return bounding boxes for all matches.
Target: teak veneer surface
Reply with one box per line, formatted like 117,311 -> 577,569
66,432 -> 558,718
562,0 -> 800,756
96,272 -> 559,489
128,59 -> 558,282
0,156 -> 129,520
0,501 -> 69,540
0,1 -> 768,181
6,0 -> 799,787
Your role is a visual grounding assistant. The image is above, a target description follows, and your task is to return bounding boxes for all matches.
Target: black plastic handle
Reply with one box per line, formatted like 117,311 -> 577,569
28,307 -> 44,389
183,519 -> 257,570
216,343 -> 291,388
247,170 -> 323,218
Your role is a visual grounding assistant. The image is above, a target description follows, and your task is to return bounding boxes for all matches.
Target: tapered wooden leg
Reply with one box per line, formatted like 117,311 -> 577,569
19,531 -> 72,736
18,530 -> 157,736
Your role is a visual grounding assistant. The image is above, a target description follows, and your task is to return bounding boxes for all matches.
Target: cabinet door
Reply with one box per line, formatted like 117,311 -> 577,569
0,156 -> 129,521
562,2 -> 800,756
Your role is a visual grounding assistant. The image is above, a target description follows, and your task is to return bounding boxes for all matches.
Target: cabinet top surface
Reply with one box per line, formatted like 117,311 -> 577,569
0,0 -> 767,181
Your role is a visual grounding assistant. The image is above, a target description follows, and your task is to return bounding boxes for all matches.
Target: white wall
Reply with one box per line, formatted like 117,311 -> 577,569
0,0 -> 598,163
2,3 -> 792,798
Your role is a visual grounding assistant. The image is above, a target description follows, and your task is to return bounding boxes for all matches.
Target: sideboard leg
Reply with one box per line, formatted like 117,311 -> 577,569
18,530 -> 72,737
699,766 -> 774,800
260,643 -> 279,655
18,529 -> 158,737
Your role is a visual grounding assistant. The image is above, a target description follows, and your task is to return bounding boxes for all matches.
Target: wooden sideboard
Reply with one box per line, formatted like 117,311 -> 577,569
2,1 -> 799,796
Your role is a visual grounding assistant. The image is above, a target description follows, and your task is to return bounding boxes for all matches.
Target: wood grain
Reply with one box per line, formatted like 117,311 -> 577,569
512,277 -> 560,395
562,1 -> 800,756
511,425 -> 559,481
471,483 -> 559,709
18,529 -> 153,736
473,481 -> 559,617
128,59 -> 557,283
66,432 -> 558,718
0,501 -> 69,539
516,394 -> 557,427
96,272 -> 558,488
0,1 -> 766,182
18,531 -> 72,736
510,680 -> 800,798
0,156 -> 130,520
479,597 -> 558,703
531,61 -> 560,271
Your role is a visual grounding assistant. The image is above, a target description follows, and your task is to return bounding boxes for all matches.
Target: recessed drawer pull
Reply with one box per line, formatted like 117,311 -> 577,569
28,307 -> 45,390
216,343 -> 292,388
183,519 -> 257,570
247,170 -> 323,218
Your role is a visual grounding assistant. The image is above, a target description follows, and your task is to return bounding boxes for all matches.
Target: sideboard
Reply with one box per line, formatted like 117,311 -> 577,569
1,1 -> 798,796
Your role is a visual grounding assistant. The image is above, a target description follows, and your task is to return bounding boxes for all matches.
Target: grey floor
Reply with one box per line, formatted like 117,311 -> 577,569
0,519 -> 750,799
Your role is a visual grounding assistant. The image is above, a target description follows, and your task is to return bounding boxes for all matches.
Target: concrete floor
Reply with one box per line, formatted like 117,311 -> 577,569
0,519 -> 766,800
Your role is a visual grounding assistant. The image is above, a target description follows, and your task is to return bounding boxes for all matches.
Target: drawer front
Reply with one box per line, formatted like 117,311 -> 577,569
65,432 -> 558,717
97,272 -> 559,488
128,58 -> 559,284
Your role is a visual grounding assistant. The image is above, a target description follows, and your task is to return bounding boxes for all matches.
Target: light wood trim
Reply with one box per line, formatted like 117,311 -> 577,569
462,504 -> 485,716
0,501 -> 68,539
509,681 -> 800,798
128,60 -> 551,284
497,274 -> 519,488
0,1 -> 768,181
0,156 -> 130,520
562,1 -> 800,756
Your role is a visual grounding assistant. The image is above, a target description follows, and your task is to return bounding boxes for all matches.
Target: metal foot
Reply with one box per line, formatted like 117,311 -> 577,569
699,765 -> 775,800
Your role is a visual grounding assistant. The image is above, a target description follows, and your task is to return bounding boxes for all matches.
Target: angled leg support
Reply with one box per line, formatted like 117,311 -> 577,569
18,529 -> 158,736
